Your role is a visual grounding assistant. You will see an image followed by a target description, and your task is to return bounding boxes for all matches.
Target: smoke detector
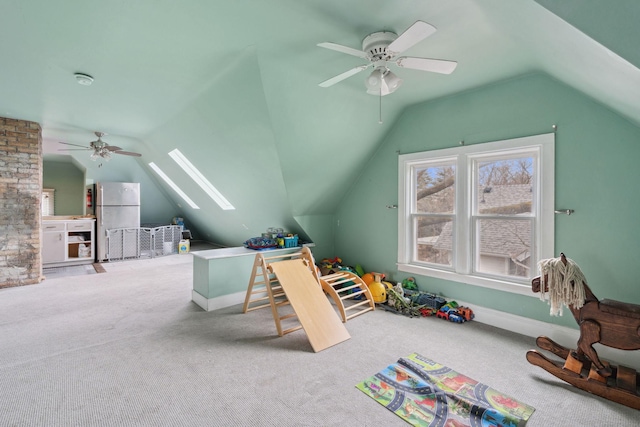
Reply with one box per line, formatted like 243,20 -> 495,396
74,73 -> 94,86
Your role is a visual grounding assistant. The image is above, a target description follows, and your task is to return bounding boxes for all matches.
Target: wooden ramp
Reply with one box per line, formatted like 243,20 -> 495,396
243,247 -> 350,352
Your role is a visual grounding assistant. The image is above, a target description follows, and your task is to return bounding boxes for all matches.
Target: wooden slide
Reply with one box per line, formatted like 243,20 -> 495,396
243,247 -> 350,352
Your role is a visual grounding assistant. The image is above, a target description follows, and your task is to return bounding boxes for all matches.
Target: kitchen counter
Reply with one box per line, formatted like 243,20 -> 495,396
43,215 -> 96,221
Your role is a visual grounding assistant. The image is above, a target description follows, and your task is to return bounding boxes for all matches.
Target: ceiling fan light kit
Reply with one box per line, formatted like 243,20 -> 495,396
318,20 -> 457,96
365,67 -> 403,96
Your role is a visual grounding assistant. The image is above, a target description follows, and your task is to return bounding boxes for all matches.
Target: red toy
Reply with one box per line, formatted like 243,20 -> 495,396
436,306 -> 451,320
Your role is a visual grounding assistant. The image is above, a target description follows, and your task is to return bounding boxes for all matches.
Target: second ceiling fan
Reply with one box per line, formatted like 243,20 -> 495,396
59,132 -> 142,162
318,20 -> 457,96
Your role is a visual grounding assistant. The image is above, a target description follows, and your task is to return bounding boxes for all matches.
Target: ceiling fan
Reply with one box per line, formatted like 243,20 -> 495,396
317,20 -> 457,96
59,132 -> 142,162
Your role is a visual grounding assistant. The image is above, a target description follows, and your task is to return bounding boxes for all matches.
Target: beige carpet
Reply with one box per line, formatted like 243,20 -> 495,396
1,253 -> 638,426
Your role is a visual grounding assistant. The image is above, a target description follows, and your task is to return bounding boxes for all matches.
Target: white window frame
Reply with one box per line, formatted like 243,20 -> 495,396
397,133 -> 555,296
42,188 -> 55,216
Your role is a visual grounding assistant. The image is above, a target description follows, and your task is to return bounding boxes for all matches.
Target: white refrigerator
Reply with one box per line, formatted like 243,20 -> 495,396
95,182 -> 140,261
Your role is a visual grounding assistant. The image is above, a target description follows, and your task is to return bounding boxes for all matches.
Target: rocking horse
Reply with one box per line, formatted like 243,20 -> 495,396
527,253 -> 640,410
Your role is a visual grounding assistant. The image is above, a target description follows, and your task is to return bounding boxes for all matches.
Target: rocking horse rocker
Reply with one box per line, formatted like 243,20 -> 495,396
527,253 -> 640,410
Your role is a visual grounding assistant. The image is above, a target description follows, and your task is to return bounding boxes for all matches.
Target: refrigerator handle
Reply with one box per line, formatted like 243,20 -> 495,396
100,185 -> 104,226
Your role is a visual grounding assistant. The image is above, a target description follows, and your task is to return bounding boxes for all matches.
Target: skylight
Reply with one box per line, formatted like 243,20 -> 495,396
148,162 -> 200,209
168,149 -> 235,210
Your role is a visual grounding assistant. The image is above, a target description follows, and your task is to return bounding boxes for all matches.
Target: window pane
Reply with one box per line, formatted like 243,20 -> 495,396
42,189 -> 55,216
415,217 -> 453,266
475,219 -> 532,278
476,157 -> 533,215
414,163 -> 455,214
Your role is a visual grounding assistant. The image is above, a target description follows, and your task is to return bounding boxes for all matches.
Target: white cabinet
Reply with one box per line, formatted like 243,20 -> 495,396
42,219 -> 95,267
42,223 -> 66,264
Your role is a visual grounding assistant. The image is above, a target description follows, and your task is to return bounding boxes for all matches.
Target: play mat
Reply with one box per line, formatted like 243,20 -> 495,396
356,353 -> 535,426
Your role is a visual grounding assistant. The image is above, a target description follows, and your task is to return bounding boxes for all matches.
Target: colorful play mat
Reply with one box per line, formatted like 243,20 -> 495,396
356,353 -> 535,426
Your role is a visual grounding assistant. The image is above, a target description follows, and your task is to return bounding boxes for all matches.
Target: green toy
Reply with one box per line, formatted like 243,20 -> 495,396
402,277 -> 418,291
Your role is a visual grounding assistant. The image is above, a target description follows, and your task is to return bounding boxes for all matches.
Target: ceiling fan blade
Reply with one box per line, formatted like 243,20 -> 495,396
387,21 -> 437,56
59,141 -> 90,149
114,150 -> 142,157
317,42 -> 368,59
105,145 -> 123,152
319,64 -> 370,88
395,57 -> 457,74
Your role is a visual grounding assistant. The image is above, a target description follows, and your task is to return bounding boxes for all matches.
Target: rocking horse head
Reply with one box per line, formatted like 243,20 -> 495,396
532,253 -> 589,316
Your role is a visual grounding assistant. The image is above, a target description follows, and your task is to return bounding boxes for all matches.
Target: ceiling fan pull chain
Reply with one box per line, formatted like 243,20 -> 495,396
379,86 -> 383,124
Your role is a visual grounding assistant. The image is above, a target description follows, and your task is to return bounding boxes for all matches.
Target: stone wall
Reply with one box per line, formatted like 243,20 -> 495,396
0,117 -> 42,287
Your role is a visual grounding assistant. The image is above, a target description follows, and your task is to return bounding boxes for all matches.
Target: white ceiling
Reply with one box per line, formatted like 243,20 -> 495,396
2,0 -> 639,218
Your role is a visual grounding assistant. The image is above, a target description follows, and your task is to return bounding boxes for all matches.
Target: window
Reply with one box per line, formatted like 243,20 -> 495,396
168,149 -> 235,210
42,189 -> 55,216
398,133 -> 554,295
148,162 -> 200,209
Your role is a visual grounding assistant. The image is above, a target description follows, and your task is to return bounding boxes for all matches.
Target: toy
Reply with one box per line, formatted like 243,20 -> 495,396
528,253 -> 640,410
385,286 -> 423,317
410,293 -> 446,310
436,306 -> 451,320
367,272 -> 387,303
401,277 -> 418,291
448,312 -> 465,323
320,257 -> 343,275
243,247 -> 350,352
419,307 -> 436,317
361,273 -> 374,286
442,300 -> 459,310
457,306 -> 475,321
320,271 -> 375,322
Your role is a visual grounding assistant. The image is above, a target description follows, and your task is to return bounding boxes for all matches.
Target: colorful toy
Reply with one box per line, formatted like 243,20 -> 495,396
385,286 -> 423,317
448,312 -> 465,323
401,277 -> 418,291
361,273 -> 374,286
436,306 -> 451,320
319,256 -> 343,276
410,293 -> 446,310
367,272 -> 387,303
419,307 -> 436,317
457,306 -> 475,321
442,300 -> 459,310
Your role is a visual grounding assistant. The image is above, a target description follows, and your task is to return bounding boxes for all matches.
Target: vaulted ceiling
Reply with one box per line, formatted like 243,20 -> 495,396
2,1 -> 639,243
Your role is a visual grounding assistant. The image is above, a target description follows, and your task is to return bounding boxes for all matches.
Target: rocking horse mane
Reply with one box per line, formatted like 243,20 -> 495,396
537,253 -> 587,316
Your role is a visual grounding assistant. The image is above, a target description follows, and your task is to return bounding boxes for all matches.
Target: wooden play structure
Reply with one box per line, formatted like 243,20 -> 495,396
243,247 -> 363,352
528,253 -> 640,410
319,271 -> 375,322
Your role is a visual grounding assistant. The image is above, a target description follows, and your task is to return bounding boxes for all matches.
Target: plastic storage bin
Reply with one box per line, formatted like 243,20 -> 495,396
284,236 -> 299,248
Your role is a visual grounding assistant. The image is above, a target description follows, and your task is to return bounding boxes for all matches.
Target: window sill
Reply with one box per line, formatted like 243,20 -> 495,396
397,263 -> 537,297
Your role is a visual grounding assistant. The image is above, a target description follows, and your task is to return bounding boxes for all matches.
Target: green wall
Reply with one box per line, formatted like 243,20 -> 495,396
43,153 -> 183,229
43,159 -> 84,215
334,73 -> 640,328
142,49 -> 306,247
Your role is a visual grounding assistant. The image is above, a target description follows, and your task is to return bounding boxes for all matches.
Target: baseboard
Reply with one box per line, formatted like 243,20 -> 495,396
457,299 -> 639,370
191,290 -> 246,312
